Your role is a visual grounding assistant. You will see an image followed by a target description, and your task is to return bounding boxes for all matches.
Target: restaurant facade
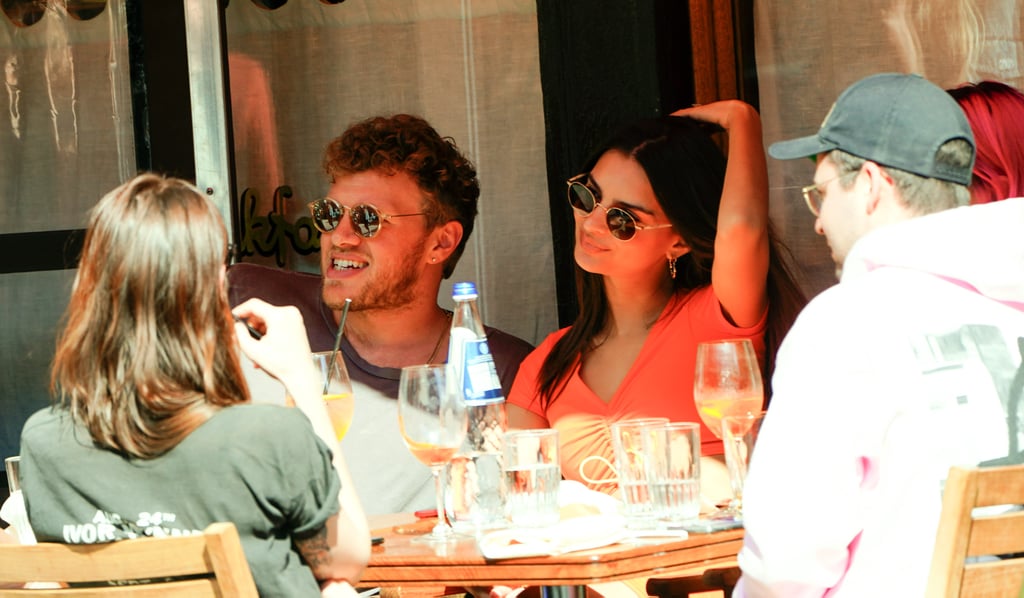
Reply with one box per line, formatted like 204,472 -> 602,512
2,0 -> 1020,466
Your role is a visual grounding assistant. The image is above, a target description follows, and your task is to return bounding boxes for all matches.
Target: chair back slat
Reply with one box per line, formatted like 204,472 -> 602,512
969,513 -> 1024,557
0,538 -> 213,581
0,579 -> 219,597
961,559 -> 1024,597
975,472 -> 1024,508
925,464 -> 1024,598
0,522 -> 258,597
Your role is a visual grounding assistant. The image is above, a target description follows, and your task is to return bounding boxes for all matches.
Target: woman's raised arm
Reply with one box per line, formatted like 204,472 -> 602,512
672,100 -> 770,328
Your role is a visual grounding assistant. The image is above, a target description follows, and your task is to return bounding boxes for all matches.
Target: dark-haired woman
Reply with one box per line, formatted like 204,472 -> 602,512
508,101 -> 806,504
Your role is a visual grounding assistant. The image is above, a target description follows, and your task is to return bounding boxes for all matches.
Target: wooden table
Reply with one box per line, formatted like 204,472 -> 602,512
364,514 -> 743,598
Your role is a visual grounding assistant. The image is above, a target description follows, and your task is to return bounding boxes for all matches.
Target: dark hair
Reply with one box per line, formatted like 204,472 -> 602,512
322,114 -> 480,278
51,173 -> 249,459
537,116 -> 806,406
948,80 -> 1024,204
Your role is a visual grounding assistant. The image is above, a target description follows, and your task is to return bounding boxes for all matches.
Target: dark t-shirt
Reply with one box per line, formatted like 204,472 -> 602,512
20,404 -> 340,598
227,263 -> 536,514
227,262 -> 535,398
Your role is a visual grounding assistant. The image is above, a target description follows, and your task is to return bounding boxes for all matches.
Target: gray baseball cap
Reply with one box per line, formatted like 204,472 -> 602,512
768,73 -> 975,185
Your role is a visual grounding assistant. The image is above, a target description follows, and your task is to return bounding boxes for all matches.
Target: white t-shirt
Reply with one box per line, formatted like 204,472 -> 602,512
243,356 -> 433,515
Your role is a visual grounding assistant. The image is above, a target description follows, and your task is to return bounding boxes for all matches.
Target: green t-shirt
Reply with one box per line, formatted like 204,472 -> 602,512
20,404 -> 341,597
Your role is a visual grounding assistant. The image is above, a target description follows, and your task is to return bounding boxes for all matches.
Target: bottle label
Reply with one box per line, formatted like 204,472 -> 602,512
458,339 -> 504,404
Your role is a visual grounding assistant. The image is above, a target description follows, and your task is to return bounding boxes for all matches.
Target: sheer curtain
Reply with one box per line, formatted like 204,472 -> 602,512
754,0 -> 1023,298
0,0 -> 555,463
224,0 -> 556,345
0,1 -> 134,462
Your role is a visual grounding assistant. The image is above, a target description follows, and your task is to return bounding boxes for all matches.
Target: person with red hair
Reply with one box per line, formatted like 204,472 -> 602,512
948,80 -> 1024,204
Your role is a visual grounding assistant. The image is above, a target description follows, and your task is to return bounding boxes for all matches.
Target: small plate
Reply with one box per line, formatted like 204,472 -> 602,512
478,514 -> 628,560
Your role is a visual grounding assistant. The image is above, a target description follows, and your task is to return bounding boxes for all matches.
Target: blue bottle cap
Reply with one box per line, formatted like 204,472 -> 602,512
452,281 -> 478,299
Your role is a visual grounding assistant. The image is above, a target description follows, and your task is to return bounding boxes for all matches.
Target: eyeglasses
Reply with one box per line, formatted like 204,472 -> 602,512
566,173 -> 673,241
801,172 -> 853,217
308,197 -> 425,238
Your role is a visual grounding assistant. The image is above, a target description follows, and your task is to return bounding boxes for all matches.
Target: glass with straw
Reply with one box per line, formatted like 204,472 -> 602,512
318,298 -> 354,440
313,350 -> 355,440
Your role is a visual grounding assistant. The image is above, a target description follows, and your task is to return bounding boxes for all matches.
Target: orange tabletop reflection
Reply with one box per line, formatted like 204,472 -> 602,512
364,513 -> 742,594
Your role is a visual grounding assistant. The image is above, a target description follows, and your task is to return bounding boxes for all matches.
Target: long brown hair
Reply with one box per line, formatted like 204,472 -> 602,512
50,173 -> 249,459
538,116 -> 806,406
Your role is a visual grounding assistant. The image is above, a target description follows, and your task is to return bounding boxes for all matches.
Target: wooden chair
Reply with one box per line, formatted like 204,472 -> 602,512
0,521 -> 258,597
646,565 -> 741,597
925,464 -> 1024,598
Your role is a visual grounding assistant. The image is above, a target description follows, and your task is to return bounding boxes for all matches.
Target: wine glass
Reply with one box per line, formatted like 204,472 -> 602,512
398,364 -> 468,543
693,338 -> 764,521
312,351 -> 356,440
721,411 -> 765,516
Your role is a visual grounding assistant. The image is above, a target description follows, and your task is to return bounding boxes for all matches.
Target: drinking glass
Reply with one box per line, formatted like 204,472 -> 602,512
648,422 -> 702,525
398,364 -> 468,543
610,417 -> 670,529
694,339 -> 764,440
312,351 -> 355,440
503,429 -> 560,528
693,338 -> 763,521
5,455 -> 20,493
3,456 -> 37,544
721,411 -> 765,517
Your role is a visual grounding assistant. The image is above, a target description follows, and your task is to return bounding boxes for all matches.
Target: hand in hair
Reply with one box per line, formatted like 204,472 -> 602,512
676,100 -> 771,329
672,99 -> 754,133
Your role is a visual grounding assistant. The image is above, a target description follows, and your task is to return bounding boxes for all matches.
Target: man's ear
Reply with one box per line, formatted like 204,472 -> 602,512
860,161 -> 893,215
429,220 -> 464,263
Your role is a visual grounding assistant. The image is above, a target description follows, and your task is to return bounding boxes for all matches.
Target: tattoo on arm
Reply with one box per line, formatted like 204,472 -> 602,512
294,526 -> 334,579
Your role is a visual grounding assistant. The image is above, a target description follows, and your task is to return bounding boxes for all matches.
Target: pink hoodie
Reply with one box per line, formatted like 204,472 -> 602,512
736,199 -> 1024,597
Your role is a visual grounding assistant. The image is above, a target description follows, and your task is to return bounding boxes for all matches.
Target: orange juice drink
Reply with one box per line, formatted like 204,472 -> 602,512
324,392 -> 355,440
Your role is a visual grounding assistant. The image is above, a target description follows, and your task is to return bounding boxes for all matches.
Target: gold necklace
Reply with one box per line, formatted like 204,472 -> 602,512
426,310 -> 453,363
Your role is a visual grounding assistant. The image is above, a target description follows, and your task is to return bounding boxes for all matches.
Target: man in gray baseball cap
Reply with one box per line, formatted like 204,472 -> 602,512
734,74 -> 1024,596
770,72 -> 975,278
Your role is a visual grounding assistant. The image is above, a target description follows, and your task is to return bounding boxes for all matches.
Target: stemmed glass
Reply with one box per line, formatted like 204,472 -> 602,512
398,364 -> 468,543
693,338 -> 764,521
724,413 -> 765,516
313,351 -> 356,440
721,411 -> 765,517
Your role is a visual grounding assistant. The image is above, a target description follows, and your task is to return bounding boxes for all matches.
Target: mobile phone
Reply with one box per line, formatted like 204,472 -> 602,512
371,536 -> 384,546
675,518 -> 743,534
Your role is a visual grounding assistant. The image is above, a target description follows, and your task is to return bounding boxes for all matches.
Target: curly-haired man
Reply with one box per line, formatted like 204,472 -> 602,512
228,115 -> 532,514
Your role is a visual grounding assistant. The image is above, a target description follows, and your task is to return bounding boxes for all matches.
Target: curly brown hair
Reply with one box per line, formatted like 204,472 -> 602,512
322,114 -> 480,278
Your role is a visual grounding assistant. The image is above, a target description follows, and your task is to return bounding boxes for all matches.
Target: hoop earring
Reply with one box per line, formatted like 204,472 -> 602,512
668,257 -> 677,279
